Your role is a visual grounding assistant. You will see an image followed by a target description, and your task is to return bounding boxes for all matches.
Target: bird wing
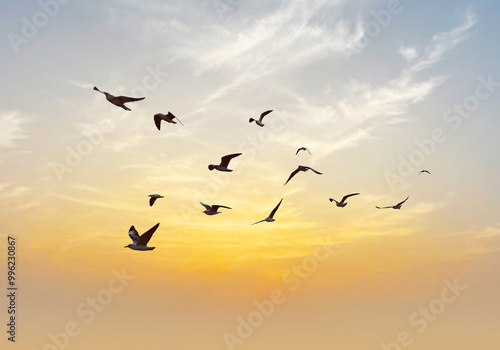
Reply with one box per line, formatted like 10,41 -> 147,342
174,116 -> 184,126
306,148 -> 311,155
128,226 -> 140,243
258,110 -> 273,122
220,153 -> 242,168
153,114 -> 163,130
375,206 -> 391,209
251,219 -> 266,225
137,223 -> 160,246
149,197 -> 157,207
341,193 -> 360,203
117,96 -> 145,103
419,170 -> 431,175
307,167 -> 323,175
269,198 -> 283,219
284,168 -> 300,185
211,205 -> 231,211
200,202 -> 212,211
295,148 -> 301,155
396,196 -> 409,207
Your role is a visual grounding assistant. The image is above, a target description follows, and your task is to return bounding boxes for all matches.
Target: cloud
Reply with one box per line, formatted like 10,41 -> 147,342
399,46 -> 417,62
0,111 -> 34,148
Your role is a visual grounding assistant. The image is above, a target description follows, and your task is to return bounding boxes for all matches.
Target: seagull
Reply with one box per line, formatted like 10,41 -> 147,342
252,198 -> 283,225
148,194 -> 164,207
124,223 -> 160,251
200,202 -> 231,215
154,112 -> 184,130
419,170 -> 431,176
93,86 -> 145,111
249,110 -> 273,127
296,147 -> 311,155
376,196 -> 409,210
329,193 -> 360,207
284,165 -> 322,185
208,153 -> 242,172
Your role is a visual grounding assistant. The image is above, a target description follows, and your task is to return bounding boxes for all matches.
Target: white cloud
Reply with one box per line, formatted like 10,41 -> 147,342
0,111 -> 34,148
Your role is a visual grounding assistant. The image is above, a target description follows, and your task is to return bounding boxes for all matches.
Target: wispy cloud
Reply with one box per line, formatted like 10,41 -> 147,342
0,111 -> 34,148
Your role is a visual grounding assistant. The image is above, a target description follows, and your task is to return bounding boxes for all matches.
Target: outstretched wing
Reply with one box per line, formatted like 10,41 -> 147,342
375,206 -> 391,209
341,193 -> 360,203
200,202 -> 212,211
258,110 -> 273,122
396,196 -> 409,207
284,168 -> 300,185
269,198 -> 283,219
306,167 -> 323,175
419,170 -> 431,176
211,205 -> 231,211
251,219 -> 266,225
149,197 -> 158,207
306,148 -> 311,155
117,96 -> 145,103
154,114 -> 163,130
296,148 -> 302,155
220,153 -> 242,168
137,223 -> 160,246
128,226 -> 140,243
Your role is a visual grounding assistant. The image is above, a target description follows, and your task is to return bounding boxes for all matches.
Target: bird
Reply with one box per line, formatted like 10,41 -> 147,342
296,147 -> 311,155
419,170 -> 431,176
93,86 -> 145,111
329,193 -> 360,207
154,112 -> 184,130
252,198 -> 283,225
284,165 -> 322,185
148,194 -> 164,207
376,196 -> 409,210
124,223 -> 160,251
208,153 -> 242,172
200,202 -> 231,215
249,110 -> 273,127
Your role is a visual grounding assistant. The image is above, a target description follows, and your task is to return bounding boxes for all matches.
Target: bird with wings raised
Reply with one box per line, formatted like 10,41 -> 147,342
125,223 -> 160,251
284,165 -> 322,185
208,153 -> 242,172
376,196 -> 409,210
252,198 -> 283,225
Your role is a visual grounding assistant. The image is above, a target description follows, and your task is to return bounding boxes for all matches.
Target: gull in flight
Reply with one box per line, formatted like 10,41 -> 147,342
154,112 -> 184,130
329,193 -> 360,207
124,223 -> 160,251
284,165 -> 322,185
249,110 -> 273,127
93,86 -> 145,111
200,202 -> 231,215
148,194 -> 164,207
252,198 -> 283,225
376,196 -> 409,210
419,170 -> 431,176
208,153 -> 242,172
296,147 -> 311,155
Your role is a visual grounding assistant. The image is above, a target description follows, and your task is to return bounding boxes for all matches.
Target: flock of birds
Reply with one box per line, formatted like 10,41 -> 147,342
93,86 -> 432,251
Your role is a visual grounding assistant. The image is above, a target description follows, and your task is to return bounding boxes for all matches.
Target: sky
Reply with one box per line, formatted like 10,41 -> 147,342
1,0 -> 499,349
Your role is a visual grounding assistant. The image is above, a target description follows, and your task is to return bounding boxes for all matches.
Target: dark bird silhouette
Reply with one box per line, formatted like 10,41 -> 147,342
419,170 -> 431,176
252,198 -> 283,225
124,223 -> 160,251
376,196 -> 409,210
296,147 -> 311,155
148,194 -> 164,207
284,165 -> 322,185
200,202 -> 231,215
208,153 -> 242,172
329,193 -> 360,207
154,112 -> 184,130
249,110 -> 273,127
93,86 -> 144,111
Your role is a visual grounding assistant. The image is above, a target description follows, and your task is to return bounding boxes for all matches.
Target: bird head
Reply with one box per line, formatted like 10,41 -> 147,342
208,164 -> 215,171
124,244 -> 133,249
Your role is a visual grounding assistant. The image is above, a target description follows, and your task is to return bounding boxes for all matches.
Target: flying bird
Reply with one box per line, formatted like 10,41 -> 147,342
200,202 -> 231,215
419,170 -> 431,176
148,194 -> 164,207
93,86 -> 144,111
296,147 -> 311,155
249,110 -> 273,127
208,153 -> 242,172
376,196 -> 409,210
284,165 -> 322,185
154,112 -> 184,130
329,193 -> 360,207
124,223 -> 160,251
252,198 -> 283,225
